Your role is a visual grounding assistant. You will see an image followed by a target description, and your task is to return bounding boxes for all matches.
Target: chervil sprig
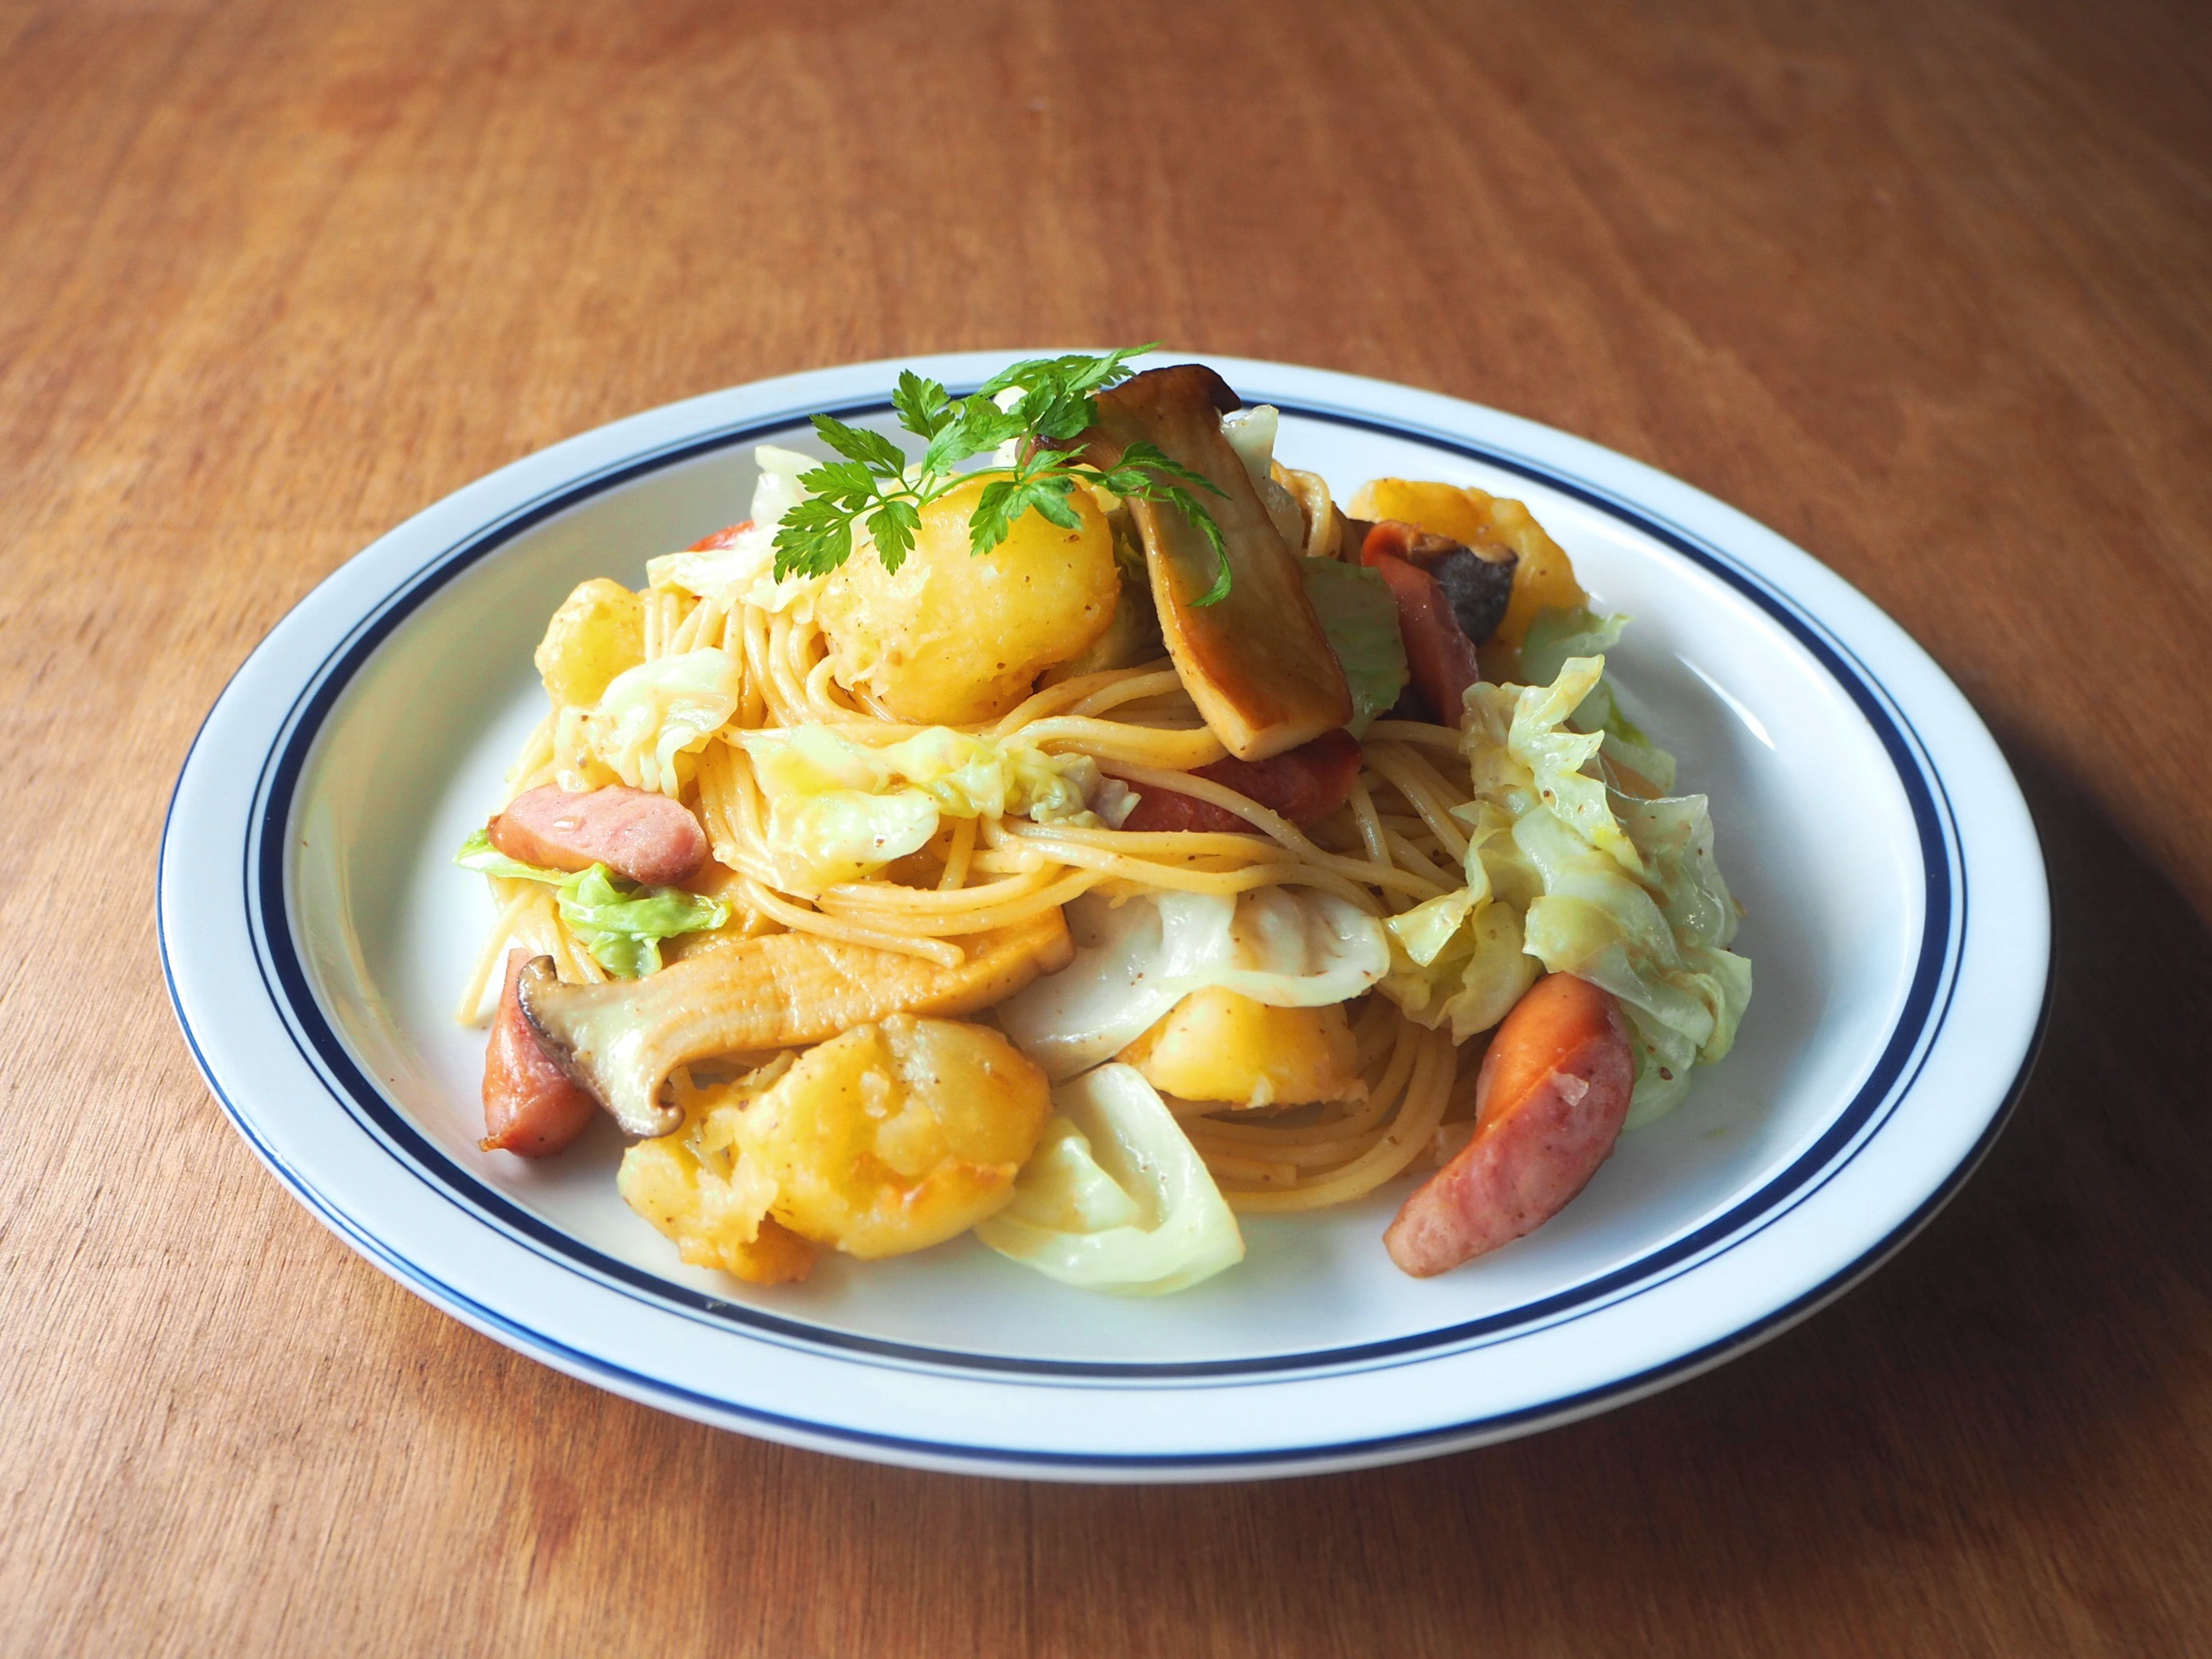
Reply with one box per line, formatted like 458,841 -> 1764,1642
771,347 -> 1232,604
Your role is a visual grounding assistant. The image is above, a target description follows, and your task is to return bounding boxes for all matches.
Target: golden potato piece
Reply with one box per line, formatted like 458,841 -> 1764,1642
617,1084 -> 815,1285
742,1015 -> 1051,1259
1349,479 -> 1485,546
1121,988 -> 1363,1109
1348,480 -> 1586,655
818,473 -> 1120,724
535,577 -> 646,708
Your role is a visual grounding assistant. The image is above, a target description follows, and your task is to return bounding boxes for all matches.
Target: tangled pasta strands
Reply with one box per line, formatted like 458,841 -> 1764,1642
667,604 -> 1396,959
1184,1008 -> 1461,1213
452,879 -> 609,1025
469,589 -> 1493,1211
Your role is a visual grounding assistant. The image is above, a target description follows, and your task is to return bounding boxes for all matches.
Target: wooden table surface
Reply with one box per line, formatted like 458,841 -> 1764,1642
7,0 -> 2211,1651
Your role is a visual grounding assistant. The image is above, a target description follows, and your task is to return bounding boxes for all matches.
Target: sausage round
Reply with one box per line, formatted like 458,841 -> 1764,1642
481,949 -> 599,1158
1119,729 -> 1364,835
1360,525 -> 1485,726
487,785 -> 709,888
1384,973 -> 1635,1277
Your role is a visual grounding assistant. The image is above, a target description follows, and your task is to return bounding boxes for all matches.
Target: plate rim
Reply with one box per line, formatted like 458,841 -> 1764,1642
159,350 -> 2050,1477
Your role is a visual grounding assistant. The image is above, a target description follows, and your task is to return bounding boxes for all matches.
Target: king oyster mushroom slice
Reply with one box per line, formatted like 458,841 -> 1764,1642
1073,365 -> 1353,762
516,912 -> 1075,1137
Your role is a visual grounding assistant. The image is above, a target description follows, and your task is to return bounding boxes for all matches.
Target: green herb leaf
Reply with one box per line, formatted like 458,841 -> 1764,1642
891,370 -> 954,439
1025,480 -> 1086,532
967,475 -> 1020,557
866,498 -> 922,573
811,413 -> 909,477
969,472 -> 1085,556
797,458 -> 880,507
978,344 -> 1154,405
978,345 -> 1153,445
768,346 -> 1233,598
920,397 -> 1026,475
772,495 -> 856,580
1114,440 -> 1220,496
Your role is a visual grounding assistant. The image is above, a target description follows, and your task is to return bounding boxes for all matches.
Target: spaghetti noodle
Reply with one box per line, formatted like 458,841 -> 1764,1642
464,571 -> 1486,1210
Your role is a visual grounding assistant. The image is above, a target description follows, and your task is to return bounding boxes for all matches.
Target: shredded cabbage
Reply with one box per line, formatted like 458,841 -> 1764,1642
1298,558 -> 1408,737
996,887 -> 1392,1080
585,648 -> 739,797
1218,405 -> 1278,484
973,1064 -> 1244,1296
455,829 -> 727,978
733,724 -> 1111,894
644,444 -> 828,616
1377,639 -> 1751,1123
1518,605 -> 1678,793
1472,655 -> 1642,874
1381,882 -> 1537,1043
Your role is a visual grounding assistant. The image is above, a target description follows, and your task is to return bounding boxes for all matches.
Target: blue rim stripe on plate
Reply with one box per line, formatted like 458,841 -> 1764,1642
196,393 -> 1969,1400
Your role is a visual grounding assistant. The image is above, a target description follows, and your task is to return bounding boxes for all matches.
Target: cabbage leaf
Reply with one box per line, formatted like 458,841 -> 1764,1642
734,724 -> 1111,894
995,887 -> 1392,1080
1298,557 -> 1409,738
1518,605 -> 1677,793
974,1064 -> 1244,1296
585,648 -> 740,797
1218,404 -> 1279,484
455,829 -> 727,979
1376,637 -> 1751,1122
1381,884 -> 1537,1044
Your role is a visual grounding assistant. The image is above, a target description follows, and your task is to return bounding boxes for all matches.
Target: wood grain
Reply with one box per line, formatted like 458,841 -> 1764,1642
5,0 -> 2210,1652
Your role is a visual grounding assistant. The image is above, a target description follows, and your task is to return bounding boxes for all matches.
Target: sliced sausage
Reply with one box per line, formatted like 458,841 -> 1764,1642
487,785 -> 708,887
1120,729 -> 1364,835
1384,973 -> 1635,1277
482,949 -> 599,1157
1361,525 -> 1486,726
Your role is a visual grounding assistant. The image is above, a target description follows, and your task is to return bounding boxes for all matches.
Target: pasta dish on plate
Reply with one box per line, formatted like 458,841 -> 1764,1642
453,350 -> 1752,1294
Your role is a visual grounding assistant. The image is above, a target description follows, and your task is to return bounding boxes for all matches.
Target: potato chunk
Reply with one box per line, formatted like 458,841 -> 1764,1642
617,1065 -> 816,1285
818,474 -> 1119,724
1121,988 -> 1363,1109
1348,480 -> 1586,654
535,577 -> 646,708
742,1015 -> 1051,1258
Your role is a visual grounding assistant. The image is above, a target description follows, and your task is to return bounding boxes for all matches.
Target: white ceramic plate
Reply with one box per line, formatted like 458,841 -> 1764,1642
160,351 -> 2048,1481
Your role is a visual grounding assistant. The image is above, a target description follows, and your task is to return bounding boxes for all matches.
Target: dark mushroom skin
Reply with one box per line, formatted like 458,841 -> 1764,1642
1361,520 -> 1517,647
1071,365 -> 1353,762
